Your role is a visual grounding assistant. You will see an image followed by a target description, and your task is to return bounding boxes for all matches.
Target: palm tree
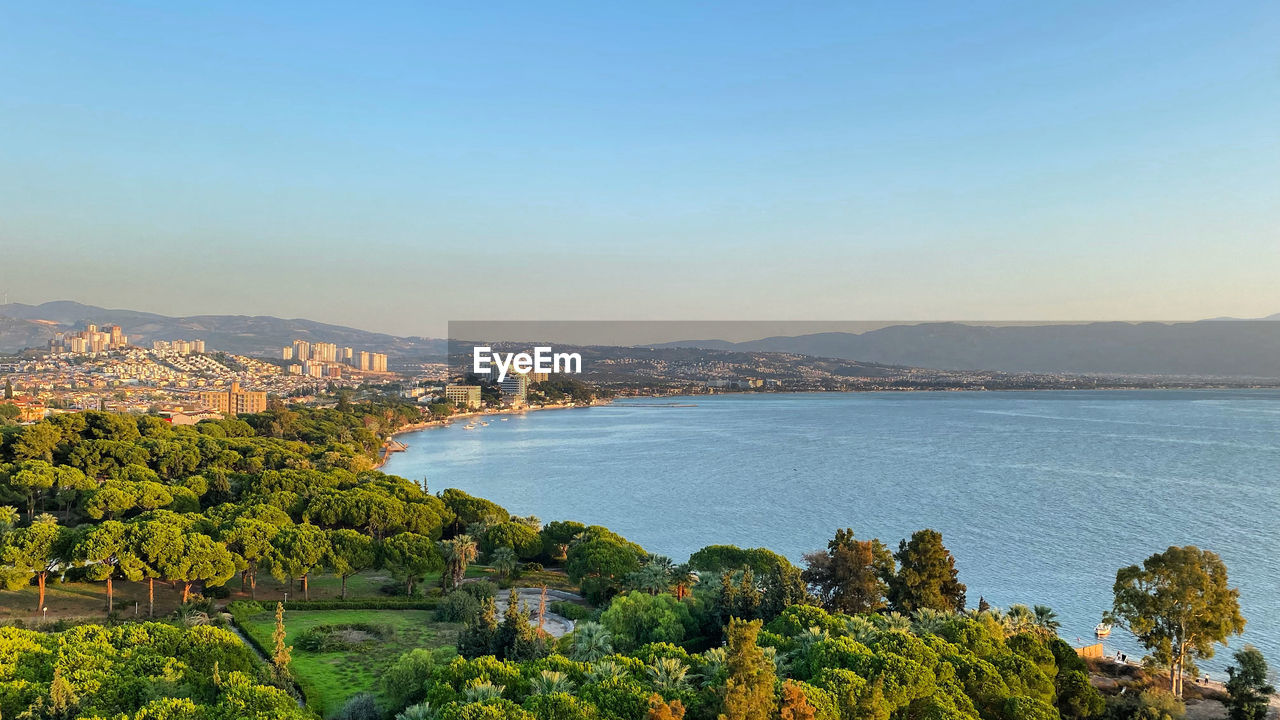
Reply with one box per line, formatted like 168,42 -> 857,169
697,647 -> 726,688
0,506 -> 19,536
491,546 -> 518,581
646,658 -> 691,692
396,702 -> 438,720
670,564 -> 699,600
844,616 -> 879,644
1033,605 -> 1061,636
437,535 -> 478,590
1004,604 -> 1036,635
572,622 -> 615,663
879,612 -> 911,632
911,608 -> 949,636
462,681 -> 504,703
587,658 -> 627,683
786,626 -> 830,666
630,563 -> 670,595
530,670 -> 575,695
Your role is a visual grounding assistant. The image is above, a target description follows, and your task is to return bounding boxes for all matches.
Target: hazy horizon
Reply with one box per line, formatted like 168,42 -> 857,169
4,297 -> 1279,343
2,2 -> 1278,335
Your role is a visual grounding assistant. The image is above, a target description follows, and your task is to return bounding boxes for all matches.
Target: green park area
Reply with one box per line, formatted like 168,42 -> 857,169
0,406 -> 1272,720
237,606 -> 462,717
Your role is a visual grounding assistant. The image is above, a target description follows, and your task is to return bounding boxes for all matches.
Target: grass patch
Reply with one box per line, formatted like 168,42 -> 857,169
238,607 -> 461,718
504,568 -> 580,593
0,565 -> 500,623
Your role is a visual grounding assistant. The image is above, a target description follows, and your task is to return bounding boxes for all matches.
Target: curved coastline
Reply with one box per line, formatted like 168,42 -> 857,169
373,388 -> 1280,674
374,399 -> 613,468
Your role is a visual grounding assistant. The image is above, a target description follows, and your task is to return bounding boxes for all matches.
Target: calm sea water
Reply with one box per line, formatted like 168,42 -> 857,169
383,390 -> 1280,672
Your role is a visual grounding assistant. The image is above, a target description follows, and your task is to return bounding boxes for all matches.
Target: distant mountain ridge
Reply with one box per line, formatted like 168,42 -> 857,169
0,301 -> 445,359
6,302 -> 1280,378
657,320 -> 1280,379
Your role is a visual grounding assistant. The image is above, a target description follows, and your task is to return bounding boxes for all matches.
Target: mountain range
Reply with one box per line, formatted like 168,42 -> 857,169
4,301 -> 1280,378
0,301 -> 444,359
658,320 -> 1280,378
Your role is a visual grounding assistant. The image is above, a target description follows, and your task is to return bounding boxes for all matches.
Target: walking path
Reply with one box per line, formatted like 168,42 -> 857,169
492,588 -> 582,637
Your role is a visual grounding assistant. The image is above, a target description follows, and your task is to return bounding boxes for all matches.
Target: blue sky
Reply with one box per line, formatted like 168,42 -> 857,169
1,1 -> 1277,335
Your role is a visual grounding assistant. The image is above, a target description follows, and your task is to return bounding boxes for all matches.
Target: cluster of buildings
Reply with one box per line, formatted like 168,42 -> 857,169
152,339 -> 206,354
443,373 -> 535,410
2,324 -> 414,424
47,324 -> 128,354
282,340 -> 388,378
707,378 -> 778,389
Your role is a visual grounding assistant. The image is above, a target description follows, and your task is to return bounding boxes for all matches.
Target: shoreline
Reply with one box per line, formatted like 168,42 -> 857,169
373,385 -> 1280,468
374,399 -> 613,469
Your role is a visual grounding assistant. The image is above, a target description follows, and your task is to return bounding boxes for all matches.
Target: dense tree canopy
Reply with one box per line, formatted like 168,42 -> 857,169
0,407 -> 1185,720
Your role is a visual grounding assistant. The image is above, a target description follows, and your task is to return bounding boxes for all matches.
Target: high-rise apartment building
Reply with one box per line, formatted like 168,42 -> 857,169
357,351 -> 388,372
500,374 -> 529,408
313,342 -> 338,363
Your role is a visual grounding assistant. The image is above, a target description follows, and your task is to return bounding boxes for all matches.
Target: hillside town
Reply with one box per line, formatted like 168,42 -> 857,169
0,323 -> 404,422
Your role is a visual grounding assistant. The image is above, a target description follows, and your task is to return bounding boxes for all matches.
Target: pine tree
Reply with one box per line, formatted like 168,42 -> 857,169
494,588 -> 549,661
887,529 -> 966,613
272,602 -> 293,681
718,618 -> 776,720
459,595 -> 499,658
1226,646 -> 1274,720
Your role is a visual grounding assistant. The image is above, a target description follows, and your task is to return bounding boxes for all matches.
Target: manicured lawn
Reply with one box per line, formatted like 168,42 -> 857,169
238,608 -> 461,718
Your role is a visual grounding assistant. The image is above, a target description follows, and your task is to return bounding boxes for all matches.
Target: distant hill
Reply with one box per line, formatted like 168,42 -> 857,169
0,301 -> 445,359
658,321 -> 1280,379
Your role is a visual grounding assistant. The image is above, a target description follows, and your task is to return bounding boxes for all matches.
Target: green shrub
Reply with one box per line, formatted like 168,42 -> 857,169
462,580 -> 499,601
295,623 -> 393,652
336,692 -> 382,720
437,591 -> 483,623
226,600 -> 263,618
550,601 -> 593,621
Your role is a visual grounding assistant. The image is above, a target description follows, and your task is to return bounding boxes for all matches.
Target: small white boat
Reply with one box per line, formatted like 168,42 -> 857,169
501,418 -> 509,421
1095,623 -> 1112,637
480,421 -> 490,426
463,423 -> 477,430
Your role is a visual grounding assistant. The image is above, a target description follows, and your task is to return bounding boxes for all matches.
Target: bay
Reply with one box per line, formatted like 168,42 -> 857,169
383,389 -> 1280,671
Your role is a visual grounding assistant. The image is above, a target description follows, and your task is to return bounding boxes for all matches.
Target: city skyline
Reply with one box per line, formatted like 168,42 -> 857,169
3,2 -> 1278,335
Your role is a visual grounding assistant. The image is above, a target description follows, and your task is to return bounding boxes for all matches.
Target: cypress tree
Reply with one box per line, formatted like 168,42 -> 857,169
719,618 -> 776,720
